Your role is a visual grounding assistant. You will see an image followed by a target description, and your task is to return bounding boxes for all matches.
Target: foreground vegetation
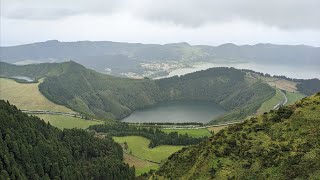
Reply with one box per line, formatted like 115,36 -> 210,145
0,100 -> 135,179
154,93 -> 320,179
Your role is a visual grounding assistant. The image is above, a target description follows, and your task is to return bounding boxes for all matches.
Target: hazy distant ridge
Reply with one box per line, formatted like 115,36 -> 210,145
1,40 -> 319,66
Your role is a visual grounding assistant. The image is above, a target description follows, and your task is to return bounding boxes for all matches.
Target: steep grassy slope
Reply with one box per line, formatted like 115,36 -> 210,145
0,61 -> 275,123
154,93 -> 320,179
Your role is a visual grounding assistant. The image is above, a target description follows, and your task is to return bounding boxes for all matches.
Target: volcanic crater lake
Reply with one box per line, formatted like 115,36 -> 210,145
122,101 -> 226,123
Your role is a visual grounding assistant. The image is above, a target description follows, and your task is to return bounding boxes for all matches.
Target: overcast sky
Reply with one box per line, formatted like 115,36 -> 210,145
1,0 -> 320,46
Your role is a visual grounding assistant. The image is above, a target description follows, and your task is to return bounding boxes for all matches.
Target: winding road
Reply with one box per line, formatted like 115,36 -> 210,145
273,90 -> 288,109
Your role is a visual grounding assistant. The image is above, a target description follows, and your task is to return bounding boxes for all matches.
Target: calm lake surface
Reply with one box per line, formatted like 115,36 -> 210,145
11,76 -> 34,82
122,101 -> 226,123
164,62 -> 320,79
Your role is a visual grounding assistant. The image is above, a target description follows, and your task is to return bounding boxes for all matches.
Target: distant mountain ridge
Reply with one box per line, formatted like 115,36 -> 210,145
1,40 -> 319,75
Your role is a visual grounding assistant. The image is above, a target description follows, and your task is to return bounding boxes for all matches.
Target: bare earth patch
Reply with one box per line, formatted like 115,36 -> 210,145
267,79 -> 298,92
123,153 -> 158,169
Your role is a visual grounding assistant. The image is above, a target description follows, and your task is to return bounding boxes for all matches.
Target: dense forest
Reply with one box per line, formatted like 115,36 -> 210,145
88,123 -> 206,147
0,100 -> 135,179
153,93 -> 320,179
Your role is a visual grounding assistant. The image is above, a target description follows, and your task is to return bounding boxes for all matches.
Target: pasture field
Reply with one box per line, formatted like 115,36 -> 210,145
257,88 -> 283,114
113,136 -> 183,175
36,114 -> 103,129
123,154 -> 158,176
162,128 -> 212,137
285,91 -> 306,105
113,136 -> 183,163
0,78 -> 73,112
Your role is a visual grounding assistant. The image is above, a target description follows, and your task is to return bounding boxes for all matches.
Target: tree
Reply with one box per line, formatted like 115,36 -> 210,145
124,142 -> 128,151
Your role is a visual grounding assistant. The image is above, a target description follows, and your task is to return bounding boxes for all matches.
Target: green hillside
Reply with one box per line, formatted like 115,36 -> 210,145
154,93 -> 320,179
0,100 -> 134,179
1,61 -> 308,124
41,64 -> 277,123
0,61 -> 81,80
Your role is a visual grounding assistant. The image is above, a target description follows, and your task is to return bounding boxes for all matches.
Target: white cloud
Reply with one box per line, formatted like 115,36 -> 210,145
2,0 -> 320,29
1,0 -> 319,46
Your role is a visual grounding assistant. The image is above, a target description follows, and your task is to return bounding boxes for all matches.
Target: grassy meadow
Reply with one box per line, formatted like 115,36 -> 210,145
0,78 -> 73,112
162,128 -> 212,137
0,78 -> 101,129
36,114 -> 103,129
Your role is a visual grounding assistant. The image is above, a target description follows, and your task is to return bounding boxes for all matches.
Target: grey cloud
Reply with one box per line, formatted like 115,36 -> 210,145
3,8 -> 77,20
1,0 -> 320,30
1,0 -> 124,20
134,0 -> 320,29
